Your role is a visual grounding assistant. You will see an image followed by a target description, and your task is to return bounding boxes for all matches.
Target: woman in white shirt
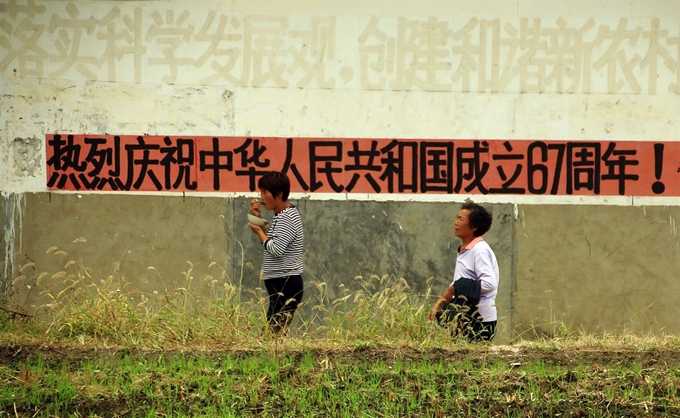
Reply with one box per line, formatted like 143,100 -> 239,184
427,201 -> 499,341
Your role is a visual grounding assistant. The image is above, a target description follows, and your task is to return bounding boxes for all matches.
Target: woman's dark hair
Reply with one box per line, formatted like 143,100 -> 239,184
258,171 -> 291,201
461,201 -> 492,237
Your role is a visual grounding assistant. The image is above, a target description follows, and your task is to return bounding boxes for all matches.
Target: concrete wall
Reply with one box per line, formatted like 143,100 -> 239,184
3,0 -> 680,341
4,193 -> 515,338
0,196 -> 6,299
515,205 -> 680,336
7,192 -> 680,340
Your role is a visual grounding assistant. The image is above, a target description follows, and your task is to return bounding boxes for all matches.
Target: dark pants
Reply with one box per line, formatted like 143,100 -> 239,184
436,303 -> 497,342
264,275 -> 303,335
465,320 -> 497,342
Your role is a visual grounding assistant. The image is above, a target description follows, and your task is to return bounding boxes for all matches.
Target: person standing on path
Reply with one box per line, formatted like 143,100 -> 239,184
249,171 -> 305,335
427,201 -> 499,341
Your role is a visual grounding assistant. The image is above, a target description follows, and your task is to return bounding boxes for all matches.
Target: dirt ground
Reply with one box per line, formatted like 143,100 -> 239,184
2,343 -> 680,368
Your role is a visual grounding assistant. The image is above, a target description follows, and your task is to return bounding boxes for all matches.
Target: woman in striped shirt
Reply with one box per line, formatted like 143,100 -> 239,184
249,171 -> 304,335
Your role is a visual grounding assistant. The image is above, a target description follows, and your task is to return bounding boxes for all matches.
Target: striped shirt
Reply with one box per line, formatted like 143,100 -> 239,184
262,205 -> 304,279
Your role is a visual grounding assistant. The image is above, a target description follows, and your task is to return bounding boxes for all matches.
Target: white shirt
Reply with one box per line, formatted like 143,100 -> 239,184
451,237 -> 499,322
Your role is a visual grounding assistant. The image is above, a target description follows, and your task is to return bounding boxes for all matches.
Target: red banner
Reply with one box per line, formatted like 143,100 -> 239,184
45,135 -> 680,196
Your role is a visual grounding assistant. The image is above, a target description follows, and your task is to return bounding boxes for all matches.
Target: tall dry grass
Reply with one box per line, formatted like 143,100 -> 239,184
5,244 -> 680,352
7,245 -> 467,350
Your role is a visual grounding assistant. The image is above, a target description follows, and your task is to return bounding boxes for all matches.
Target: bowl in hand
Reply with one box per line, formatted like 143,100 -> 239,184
247,213 -> 270,227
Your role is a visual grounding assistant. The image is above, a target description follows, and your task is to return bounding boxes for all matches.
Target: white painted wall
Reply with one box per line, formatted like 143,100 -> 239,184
3,1 -> 680,339
2,0 -> 680,205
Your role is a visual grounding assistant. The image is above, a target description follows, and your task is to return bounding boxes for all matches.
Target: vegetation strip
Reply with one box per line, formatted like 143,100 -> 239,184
1,344 -> 679,417
3,265 -> 680,416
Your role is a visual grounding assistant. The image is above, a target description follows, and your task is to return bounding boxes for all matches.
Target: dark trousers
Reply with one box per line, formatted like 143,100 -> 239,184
466,320 -> 497,342
264,275 -> 303,334
436,303 -> 497,342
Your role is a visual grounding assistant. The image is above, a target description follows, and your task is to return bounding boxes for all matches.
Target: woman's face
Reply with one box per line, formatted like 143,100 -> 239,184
454,209 -> 476,239
259,188 -> 277,210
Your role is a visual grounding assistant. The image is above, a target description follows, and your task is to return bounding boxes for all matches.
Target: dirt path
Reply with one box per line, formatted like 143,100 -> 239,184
2,343 -> 680,368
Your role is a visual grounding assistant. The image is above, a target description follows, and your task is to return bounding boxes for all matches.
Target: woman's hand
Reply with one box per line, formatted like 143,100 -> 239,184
427,300 -> 445,322
427,305 -> 439,322
427,285 -> 455,322
249,223 -> 268,243
249,198 -> 262,217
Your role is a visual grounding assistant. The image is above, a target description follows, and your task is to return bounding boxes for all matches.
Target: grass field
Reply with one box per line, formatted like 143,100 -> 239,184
2,341 -> 680,417
1,258 -> 679,417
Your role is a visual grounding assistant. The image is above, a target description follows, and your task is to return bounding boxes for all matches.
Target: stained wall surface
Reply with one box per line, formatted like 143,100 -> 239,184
2,0 -> 680,342
514,205 -> 680,336
6,193 -> 516,339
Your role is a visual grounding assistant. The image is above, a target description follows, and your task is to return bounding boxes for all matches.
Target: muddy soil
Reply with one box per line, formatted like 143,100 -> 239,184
2,344 -> 680,369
